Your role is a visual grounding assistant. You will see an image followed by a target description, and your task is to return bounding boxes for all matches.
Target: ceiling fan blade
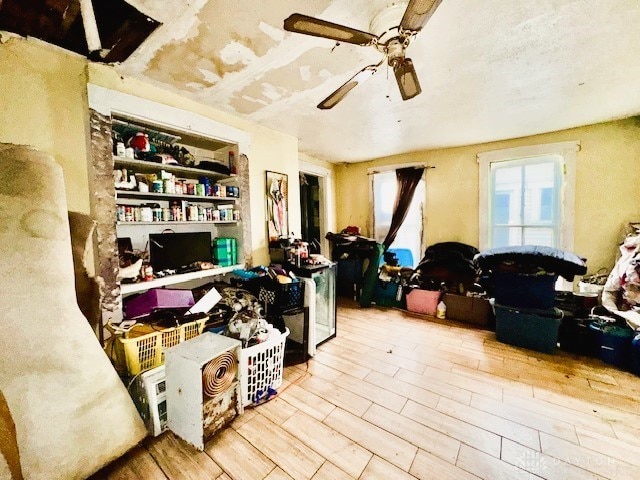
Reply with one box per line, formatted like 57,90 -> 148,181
394,58 -> 422,101
284,13 -> 377,46
400,0 -> 444,32
318,64 -> 379,110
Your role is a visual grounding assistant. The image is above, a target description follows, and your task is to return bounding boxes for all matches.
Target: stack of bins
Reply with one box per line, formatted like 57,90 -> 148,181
493,272 -> 563,353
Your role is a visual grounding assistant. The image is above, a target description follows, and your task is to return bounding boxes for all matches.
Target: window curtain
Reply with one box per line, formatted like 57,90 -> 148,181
381,166 -> 425,250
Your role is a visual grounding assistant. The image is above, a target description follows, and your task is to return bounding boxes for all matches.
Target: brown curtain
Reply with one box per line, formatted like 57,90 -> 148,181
382,166 -> 425,250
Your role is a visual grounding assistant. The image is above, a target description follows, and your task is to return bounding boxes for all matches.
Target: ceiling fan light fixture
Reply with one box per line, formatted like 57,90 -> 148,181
394,58 -> 422,100
400,0 -> 443,32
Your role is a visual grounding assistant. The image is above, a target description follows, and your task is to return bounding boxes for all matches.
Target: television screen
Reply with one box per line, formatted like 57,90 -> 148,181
149,232 -> 212,271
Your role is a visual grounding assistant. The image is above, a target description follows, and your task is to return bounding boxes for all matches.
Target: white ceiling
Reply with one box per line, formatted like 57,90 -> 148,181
120,0 -> 640,163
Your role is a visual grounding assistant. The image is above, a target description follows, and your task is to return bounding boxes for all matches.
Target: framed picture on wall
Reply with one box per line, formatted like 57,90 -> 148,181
266,170 -> 289,243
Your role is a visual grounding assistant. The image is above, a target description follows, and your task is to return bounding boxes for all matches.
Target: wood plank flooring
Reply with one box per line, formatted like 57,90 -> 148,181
91,300 -> 640,480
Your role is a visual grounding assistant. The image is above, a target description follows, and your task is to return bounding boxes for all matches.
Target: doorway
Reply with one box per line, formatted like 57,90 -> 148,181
299,172 -> 321,247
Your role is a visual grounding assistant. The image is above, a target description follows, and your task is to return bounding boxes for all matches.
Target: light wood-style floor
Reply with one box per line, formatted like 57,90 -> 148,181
92,301 -> 640,480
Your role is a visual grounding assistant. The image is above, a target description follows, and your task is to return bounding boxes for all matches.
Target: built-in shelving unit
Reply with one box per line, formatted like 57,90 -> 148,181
112,116 -> 245,295
87,83 -> 252,326
116,221 -> 238,226
115,190 -> 238,203
112,156 -> 238,183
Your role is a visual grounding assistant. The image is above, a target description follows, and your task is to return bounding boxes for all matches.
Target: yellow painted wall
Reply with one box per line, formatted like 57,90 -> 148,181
0,36 -> 303,266
336,118 -> 640,274
0,37 -> 91,214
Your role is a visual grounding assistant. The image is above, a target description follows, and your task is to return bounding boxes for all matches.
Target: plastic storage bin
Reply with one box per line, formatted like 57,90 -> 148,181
589,322 -> 635,368
124,288 -> 195,319
374,281 -> 403,308
406,289 -> 441,316
558,317 -> 599,357
213,237 -> 237,266
492,272 -> 558,309
495,304 -> 562,353
631,333 -> 640,376
259,280 -> 305,314
108,317 -> 207,376
239,328 -> 289,407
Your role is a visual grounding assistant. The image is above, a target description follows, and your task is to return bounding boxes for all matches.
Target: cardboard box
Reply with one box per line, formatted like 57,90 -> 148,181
443,293 -> 491,326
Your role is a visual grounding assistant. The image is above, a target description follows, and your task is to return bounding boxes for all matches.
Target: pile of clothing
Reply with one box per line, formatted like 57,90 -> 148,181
602,233 -> 640,329
408,242 -> 480,294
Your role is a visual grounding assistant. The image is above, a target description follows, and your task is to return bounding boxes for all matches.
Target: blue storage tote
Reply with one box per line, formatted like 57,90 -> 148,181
492,272 -> 557,309
589,321 -> 635,368
632,333 -> 640,376
374,281 -> 403,308
495,304 -> 562,353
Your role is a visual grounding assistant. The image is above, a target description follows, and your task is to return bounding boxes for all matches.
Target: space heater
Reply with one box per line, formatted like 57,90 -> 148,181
129,365 -> 167,437
165,333 -> 243,450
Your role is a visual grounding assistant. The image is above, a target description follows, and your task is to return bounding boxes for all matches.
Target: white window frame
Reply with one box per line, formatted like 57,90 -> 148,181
478,141 -> 580,251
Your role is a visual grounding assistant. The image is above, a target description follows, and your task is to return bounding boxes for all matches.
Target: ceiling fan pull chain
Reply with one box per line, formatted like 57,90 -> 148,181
331,42 -> 340,53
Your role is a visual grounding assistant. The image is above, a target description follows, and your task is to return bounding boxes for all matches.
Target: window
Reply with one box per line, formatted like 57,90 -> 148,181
478,141 -> 579,252
371,169 -> 425,266
490,155 -> 561,248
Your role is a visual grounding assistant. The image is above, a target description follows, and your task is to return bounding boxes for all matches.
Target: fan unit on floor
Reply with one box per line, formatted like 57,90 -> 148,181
165,333 -> 243,450
129,364 -> 168,437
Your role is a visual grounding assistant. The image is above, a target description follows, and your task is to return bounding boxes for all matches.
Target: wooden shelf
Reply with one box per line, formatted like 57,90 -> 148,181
113,156 -> 237,182
116,220 -> 238,226
120,264 -> 242,294
115,190 -> 238,203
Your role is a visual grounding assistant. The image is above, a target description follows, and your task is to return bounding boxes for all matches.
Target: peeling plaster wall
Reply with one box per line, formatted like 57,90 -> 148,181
335,118 -> 640,274
0,37 -> 91,214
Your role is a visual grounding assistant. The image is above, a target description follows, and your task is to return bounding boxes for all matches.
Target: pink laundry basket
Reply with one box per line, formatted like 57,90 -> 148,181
406,289 -> 441,316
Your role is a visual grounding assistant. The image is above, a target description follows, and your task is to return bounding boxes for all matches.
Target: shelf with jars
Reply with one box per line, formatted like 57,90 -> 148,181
110,114 -> 245,296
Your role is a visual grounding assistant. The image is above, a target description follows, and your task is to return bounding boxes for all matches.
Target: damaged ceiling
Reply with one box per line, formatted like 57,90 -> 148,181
8,0 -> 640,163
0,0 -> 160,62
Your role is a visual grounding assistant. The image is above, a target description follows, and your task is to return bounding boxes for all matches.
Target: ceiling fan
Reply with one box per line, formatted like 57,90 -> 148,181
283,0 -> 443,109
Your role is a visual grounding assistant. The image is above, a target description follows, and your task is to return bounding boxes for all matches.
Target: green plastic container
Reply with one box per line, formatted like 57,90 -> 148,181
212,237 -> 237,266
495,304 -> 562,353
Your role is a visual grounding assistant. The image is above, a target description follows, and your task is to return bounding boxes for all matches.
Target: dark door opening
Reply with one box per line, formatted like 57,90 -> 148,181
300,173 -> 321,246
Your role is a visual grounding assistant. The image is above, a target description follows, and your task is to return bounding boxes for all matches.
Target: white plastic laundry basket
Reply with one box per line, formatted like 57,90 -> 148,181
239,328 -> 289,407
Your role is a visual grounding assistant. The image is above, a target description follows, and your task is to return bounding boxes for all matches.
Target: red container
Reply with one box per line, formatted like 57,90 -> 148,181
406,289 -> 441,316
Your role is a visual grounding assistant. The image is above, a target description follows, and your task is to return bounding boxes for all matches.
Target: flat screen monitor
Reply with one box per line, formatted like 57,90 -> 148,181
149,232 -> 212,271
